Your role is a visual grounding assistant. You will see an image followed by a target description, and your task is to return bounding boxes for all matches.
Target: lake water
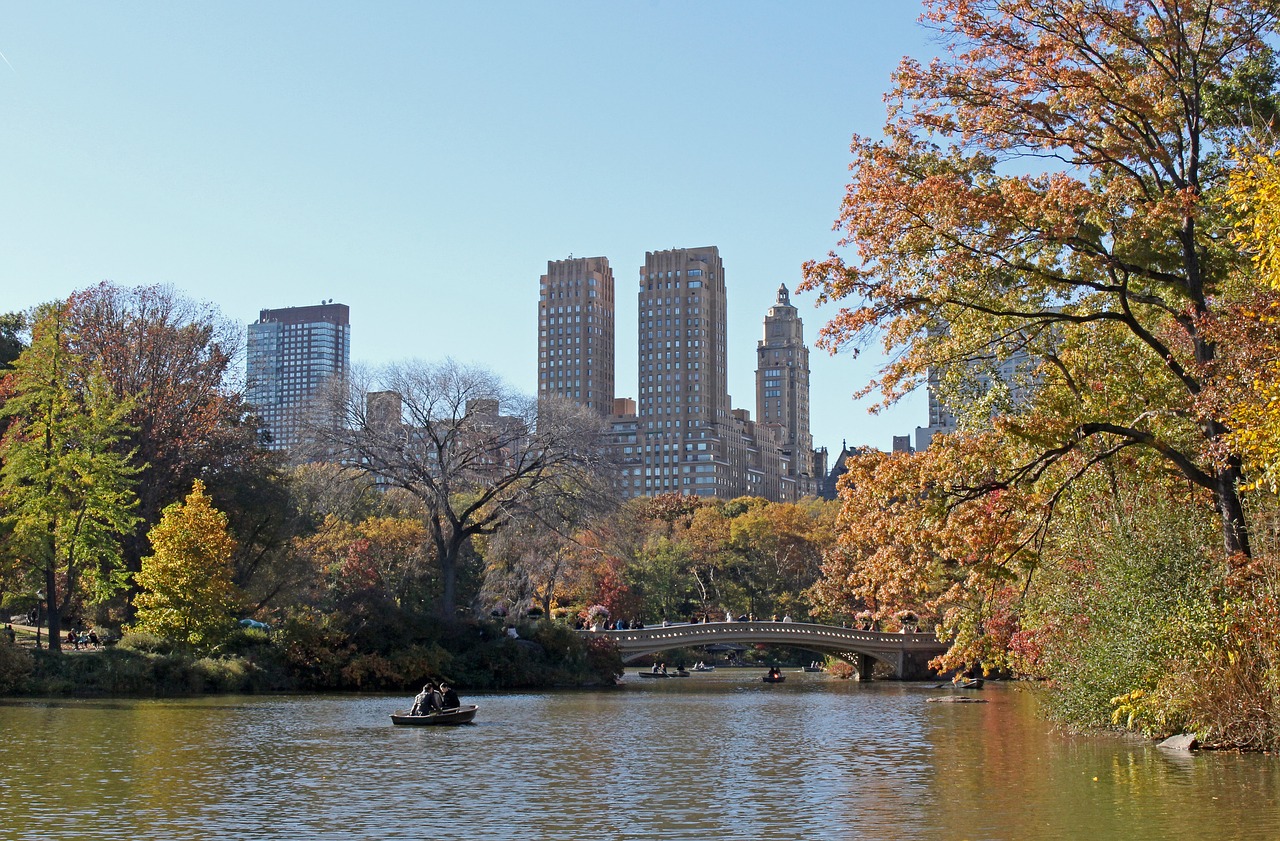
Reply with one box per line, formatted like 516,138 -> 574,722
3,671 -> 1277,840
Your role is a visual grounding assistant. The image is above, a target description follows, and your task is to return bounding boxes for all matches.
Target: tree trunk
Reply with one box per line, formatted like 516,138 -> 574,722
1217,466 -> 1251,559
439,536 -> 462,619
45,565 -> 62,654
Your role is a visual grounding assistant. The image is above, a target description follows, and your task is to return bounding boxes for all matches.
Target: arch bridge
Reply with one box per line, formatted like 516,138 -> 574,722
581,620 -> 948,680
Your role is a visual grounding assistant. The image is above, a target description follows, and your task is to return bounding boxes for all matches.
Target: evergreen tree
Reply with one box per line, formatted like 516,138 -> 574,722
0,304 -> 138,651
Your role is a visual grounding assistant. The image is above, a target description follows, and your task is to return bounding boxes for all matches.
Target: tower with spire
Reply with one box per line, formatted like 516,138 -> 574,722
755,283 -> 817,495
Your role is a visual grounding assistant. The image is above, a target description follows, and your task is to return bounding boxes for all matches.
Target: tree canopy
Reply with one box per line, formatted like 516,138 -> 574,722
800,0 -> 1280,557
132,480 -> 243,651
322,359 -> 615,617
0,305 -> 138,651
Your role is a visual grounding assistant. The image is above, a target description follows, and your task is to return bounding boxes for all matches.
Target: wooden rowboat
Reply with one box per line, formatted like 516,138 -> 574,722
932,678 -> 984,690
390,705 -> 478,726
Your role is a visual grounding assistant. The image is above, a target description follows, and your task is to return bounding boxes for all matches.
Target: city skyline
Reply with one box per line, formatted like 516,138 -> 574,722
0,2 -> 935,453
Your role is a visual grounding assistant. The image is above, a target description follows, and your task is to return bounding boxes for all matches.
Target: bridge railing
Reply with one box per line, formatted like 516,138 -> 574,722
579,620 -> 944,653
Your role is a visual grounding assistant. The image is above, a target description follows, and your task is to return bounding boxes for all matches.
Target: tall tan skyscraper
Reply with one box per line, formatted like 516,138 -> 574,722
755,283 -> 815,491
637,246 -> 732,496
541,247 -> 821,501
537,256 -> 614,414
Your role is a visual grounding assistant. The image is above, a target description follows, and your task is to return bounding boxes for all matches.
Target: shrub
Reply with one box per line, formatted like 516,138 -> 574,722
827,660 -> 855,680
117,632 -> 176,656
0,643 -> 34,692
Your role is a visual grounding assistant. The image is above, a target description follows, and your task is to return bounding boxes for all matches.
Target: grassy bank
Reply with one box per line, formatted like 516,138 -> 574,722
0,618 -> 624,697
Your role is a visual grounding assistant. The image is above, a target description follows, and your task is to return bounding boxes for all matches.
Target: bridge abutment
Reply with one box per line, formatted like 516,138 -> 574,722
854,653 -> 874,681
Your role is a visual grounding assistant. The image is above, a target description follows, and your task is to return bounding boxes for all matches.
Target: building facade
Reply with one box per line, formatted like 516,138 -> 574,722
538,247 -> 826,502
634,246 -> 734,497
537,256 -> 615,415
246,302 -> 350,452
754,283 -> 820,496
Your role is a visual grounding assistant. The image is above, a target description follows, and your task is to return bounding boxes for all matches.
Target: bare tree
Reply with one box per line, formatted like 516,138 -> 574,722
319,358 -> 614,618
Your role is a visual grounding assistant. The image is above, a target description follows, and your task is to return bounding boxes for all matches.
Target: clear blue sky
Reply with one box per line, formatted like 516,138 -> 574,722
0,1 -> 937,454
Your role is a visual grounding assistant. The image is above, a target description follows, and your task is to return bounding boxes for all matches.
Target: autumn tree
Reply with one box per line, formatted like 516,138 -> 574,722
294,513 -> 437,612
65,282 -> 262,603
0,311 -> 26,370
1214,149 -> 1280,491
321,360 -> 614,618
810,435 -> 1042,672
0,305 -> 139,652
132,480 -> 244,650
801,0 -> 1280,557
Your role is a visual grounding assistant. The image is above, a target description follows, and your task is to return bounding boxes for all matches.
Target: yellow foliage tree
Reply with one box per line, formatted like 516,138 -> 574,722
132,480 -> 244,650
1229,151 -> 1280,293
1223,150 -> 1280,491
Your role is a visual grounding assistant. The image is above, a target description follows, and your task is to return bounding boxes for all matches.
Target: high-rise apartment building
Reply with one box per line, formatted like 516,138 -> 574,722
755,283 -> 817,495
247,302 -> 350,451
537,256 -> 614,414
541,246 -> 824,501
636,246 -> 733,496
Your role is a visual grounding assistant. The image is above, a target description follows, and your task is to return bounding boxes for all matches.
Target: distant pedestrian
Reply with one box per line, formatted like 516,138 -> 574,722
3,623 -> 14,644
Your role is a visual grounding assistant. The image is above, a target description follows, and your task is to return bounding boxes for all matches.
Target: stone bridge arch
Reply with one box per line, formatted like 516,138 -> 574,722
581,621 -> 947,680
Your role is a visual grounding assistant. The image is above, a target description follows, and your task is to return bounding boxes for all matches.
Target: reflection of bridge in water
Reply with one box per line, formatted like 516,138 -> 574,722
581,621 -> 949,680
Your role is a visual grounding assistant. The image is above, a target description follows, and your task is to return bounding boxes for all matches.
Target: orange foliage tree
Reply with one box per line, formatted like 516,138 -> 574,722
801,0 -> 1279,558
810,434 -> 1041,672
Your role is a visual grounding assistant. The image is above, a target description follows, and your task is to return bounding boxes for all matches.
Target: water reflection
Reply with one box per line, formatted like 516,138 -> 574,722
1,673 -> 1277,840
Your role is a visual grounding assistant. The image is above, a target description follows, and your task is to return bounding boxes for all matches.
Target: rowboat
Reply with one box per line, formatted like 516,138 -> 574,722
933,678 -> 984,690
638,670 -> 690,678
390,705 -> 478,726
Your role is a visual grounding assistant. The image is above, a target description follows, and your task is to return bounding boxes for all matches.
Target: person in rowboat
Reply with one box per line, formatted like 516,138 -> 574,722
410,684 -> 440,716
440,683 -> 460,710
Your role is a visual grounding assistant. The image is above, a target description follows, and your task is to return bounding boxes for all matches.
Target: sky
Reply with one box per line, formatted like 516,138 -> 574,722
0,1 -> 940,455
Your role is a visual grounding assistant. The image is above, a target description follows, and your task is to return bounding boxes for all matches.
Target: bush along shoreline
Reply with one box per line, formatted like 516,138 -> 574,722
0,619 -> 624,697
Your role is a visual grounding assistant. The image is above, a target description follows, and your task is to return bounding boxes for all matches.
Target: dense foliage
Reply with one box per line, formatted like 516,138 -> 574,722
802,0 -> 1280,749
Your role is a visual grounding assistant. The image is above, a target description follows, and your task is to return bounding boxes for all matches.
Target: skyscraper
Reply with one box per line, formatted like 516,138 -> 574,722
540,246 -> 823,501
537,256 -> 614,414
637,246 -> 732,496
246,302 -> 350,451
755,283 -> 817,494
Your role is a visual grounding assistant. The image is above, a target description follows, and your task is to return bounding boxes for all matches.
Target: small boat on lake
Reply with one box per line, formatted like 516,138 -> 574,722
390,705 -> 478,726
763,667 -> 786,683
639,670 -> 690,678
933,678 -> 984,690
